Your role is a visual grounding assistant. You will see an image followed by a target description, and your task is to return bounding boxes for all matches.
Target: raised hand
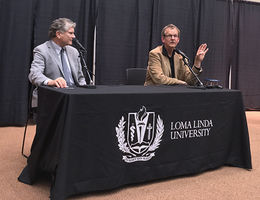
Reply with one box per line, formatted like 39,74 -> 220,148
195,43 -> 209,65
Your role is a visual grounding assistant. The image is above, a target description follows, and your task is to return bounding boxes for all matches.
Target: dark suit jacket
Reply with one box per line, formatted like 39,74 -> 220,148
144,45 -> 202,86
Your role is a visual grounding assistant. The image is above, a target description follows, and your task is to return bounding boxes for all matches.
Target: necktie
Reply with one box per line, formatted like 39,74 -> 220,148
60,48 -> 74,86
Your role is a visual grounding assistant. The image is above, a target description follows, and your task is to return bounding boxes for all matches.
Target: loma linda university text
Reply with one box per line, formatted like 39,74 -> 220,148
170,119 -> 213,140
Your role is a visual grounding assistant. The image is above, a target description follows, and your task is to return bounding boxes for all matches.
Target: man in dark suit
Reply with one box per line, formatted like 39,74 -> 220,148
29,18 -> 86,107
144,24 -> 208,86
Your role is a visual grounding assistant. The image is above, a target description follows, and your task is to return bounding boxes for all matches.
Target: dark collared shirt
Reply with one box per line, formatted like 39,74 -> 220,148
162,45 -> 175,78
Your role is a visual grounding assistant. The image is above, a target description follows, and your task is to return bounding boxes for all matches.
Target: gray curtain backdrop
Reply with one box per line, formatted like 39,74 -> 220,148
232,1 -> 260,110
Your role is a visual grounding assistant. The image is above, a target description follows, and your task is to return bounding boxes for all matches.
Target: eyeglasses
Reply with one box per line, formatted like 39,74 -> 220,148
164,34 -> 179,39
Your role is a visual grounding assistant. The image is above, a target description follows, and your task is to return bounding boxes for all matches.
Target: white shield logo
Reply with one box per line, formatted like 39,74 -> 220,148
116,106 -> 164,163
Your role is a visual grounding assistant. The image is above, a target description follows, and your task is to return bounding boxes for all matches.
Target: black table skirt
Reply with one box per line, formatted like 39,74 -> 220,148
18,85 -> 252,200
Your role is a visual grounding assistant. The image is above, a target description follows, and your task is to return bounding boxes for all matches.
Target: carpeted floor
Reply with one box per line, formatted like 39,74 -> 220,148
0,111 -> 259,200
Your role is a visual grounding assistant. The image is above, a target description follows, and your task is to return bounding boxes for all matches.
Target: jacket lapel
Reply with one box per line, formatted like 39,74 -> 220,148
47,40 -> 65,77
163,57 -> 172,77
174,53 -> 183,79
161,45 -> 173,77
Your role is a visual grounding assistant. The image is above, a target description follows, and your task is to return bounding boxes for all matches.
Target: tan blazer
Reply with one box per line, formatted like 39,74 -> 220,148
144,45 -> 202,86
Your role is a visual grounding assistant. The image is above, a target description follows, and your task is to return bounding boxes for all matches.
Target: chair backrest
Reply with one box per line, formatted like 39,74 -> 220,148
126,68 -> 147,85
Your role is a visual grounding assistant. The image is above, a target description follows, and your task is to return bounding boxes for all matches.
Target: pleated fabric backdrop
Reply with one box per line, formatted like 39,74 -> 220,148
0,0 -> 259,126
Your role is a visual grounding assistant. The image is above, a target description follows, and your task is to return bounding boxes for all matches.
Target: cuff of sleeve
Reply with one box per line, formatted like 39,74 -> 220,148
194,66 -> 202,72
43,79 -> 51,85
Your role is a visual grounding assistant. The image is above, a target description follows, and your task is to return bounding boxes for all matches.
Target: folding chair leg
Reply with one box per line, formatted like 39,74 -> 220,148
21,119 -> 29,158
21,84 -> 34,159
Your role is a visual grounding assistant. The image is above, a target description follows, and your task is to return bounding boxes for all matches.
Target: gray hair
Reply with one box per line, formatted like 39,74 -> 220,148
161,24 -> 180,38
48,18 -> 76,39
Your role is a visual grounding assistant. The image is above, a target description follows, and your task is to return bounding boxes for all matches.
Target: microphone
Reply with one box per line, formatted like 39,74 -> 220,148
72,38 -> 87,53
175,48 -> 204,87
175,48 -> 189,61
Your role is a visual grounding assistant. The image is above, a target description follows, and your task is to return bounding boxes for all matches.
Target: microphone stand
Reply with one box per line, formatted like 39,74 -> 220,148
78,49 -> 96,89
181,56 -> 205,89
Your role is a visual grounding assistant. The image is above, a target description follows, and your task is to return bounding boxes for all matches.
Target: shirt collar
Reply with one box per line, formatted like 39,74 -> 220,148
162,45 -> 175,58
50,40 -> 63,54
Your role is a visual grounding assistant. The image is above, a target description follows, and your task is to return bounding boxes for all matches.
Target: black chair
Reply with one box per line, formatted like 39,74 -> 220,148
126,68 -> 147,85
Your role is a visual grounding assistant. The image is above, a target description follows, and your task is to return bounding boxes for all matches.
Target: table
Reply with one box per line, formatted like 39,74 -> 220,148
18,85 -> 252,200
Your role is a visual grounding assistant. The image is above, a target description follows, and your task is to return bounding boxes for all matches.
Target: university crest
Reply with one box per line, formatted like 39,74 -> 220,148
116,106 -> 164,163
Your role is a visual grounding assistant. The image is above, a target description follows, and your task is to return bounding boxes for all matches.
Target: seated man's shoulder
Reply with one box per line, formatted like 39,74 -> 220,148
33,42 -> 50,56
34,41 -> 51,51
150,45 -> 162,54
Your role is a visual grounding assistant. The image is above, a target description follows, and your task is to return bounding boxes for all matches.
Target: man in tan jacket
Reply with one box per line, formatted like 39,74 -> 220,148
144,24 -> 208,86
